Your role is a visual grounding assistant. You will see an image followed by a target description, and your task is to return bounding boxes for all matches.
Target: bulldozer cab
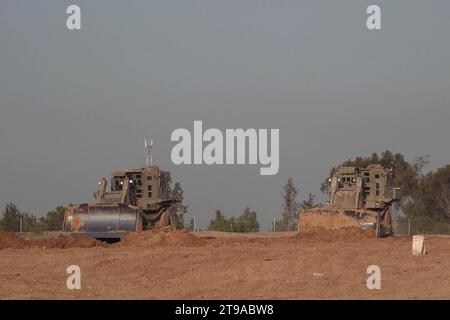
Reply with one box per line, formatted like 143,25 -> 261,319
95,166 -> 171,208
329,164 -> 394,211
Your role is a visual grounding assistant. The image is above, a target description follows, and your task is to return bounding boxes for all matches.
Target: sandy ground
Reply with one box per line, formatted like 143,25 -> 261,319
1,229 -> 450,300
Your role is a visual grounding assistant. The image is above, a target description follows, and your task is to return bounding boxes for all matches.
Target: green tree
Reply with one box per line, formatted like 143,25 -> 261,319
236,207 -> 260,232
207,210 -> 233,231
45,206 -> 66,231
427,165 -> 450,218
274,193 -> 321,232
393,164 -> 450,234
208,208 -> 260,233
0,203 -> 22,232
170,182 -> 188,228
281,178 -> 300,231
22,213 -> 45,233
0,203 -> 44,233
300,193 -> 320,211
397,198 -> 450,234
272,219 -> 285,232
185,217 -> 195,232
402,165 -> 450,217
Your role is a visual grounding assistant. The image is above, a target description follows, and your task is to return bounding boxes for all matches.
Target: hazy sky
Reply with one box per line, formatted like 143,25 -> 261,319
1,1 -> 449,229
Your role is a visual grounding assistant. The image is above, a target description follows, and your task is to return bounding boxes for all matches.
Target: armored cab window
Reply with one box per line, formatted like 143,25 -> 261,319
375,182 -> 380,196
147,184 -> 152,198
363,184 -> 371,196
135,174 -> 142,186
342,175 -> 354,187
147,176 -> 152,181
130,174 -> 142,186
361,172 -> 370,196
113,177 -> 123,191
159,173 -> 164,195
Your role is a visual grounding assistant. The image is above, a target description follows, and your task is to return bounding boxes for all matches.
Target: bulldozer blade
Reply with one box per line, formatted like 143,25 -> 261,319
63,203 -> 141,239
298,209 -> 378,235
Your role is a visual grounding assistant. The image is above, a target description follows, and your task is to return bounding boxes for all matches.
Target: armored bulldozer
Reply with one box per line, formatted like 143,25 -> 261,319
299,164 -> 397,237
63,165 -> 180,239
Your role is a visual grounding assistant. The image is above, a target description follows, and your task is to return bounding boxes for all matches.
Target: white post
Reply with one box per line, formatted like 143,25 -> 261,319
193,215 -> 197,232
273,217 -> 276,232
19,218 -> 23,233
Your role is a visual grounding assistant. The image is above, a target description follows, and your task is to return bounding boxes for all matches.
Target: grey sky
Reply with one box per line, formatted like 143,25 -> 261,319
1,1 -> 449,229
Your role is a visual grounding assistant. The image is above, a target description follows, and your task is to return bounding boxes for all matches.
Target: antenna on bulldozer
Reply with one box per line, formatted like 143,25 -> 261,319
145,138 -> 153,166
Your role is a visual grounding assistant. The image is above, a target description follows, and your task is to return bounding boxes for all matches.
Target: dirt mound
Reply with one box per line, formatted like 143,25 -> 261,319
120,228 -> 205,247
299,226 -> 375,240
0,231 -> 103,250
31,237 -> 104,249
298,211 -> 376,240
299,212 -> 364,233
0,231 -> 28,249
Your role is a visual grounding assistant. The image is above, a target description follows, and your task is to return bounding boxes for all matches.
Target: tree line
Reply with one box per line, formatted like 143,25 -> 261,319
196,183 -> 319,233
199,207 -> 260,232
3,150 -> 449,234
0,203 -> 66,233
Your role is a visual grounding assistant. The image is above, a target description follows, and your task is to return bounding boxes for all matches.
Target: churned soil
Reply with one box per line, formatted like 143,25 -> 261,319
1,230 -> 450,299
299,226 -> 376,240
299,212 -> 370,233
118,227 -> 206,248
0,231 -> 103,250
0,231 -> 28,250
